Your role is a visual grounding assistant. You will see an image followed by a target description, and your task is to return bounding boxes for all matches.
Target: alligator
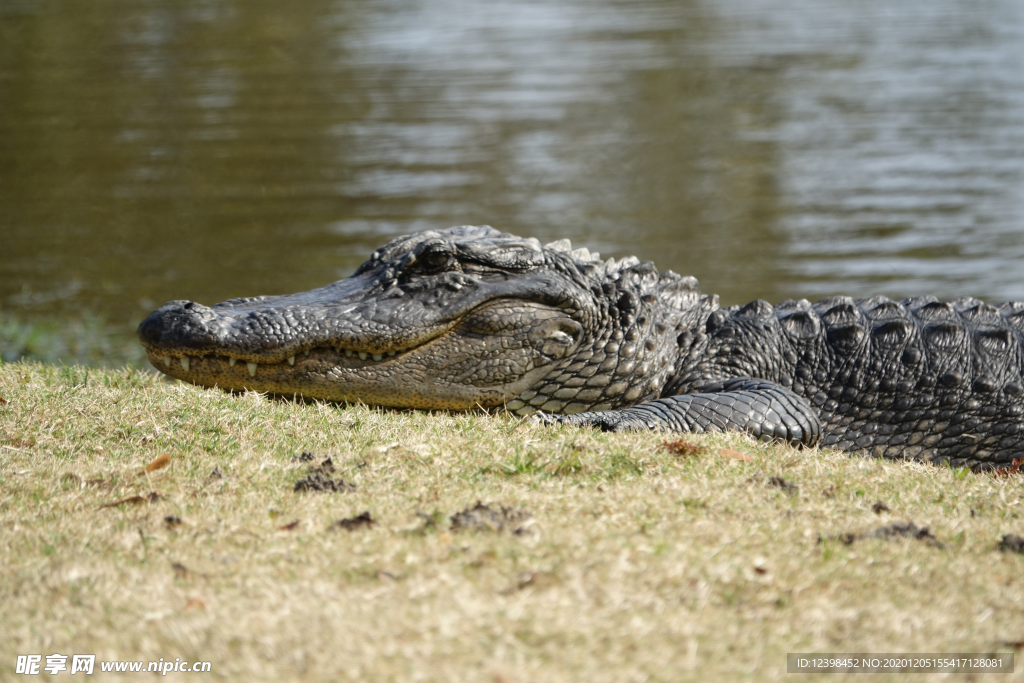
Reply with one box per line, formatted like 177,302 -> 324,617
138,225 -> 1024,470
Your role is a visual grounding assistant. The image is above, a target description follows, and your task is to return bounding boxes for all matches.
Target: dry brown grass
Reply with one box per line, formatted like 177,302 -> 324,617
2,360 -> 1024,681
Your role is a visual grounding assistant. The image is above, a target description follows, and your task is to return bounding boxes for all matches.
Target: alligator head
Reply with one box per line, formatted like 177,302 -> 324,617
138,225 -> 716,413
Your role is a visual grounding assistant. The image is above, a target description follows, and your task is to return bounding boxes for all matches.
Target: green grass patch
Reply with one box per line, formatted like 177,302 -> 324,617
1,360 -> 1023,681
0,310 -> 146,368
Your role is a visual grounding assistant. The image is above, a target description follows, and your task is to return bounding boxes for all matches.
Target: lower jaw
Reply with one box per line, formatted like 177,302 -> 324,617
143,349 -> 513,410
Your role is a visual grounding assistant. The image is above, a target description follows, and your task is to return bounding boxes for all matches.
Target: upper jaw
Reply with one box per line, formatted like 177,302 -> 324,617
137,298 -> 462,366
136,269 -> 510,365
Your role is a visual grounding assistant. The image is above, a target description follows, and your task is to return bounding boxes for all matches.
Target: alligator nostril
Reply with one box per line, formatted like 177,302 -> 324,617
181,301 -> 215,315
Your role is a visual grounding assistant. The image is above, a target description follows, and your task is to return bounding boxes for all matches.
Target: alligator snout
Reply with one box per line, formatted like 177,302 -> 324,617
137,300 -> 222,352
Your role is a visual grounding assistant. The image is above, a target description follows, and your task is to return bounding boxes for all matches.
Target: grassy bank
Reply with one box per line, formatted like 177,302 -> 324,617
2,361 -> 1024,681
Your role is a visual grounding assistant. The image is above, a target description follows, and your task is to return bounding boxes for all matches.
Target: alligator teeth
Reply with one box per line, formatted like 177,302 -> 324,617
180,357 -> 190,372
229,358 -> 236,367
247,362 -> 257,377
333,347 -> 407,360
163,356 -> 171,367
303,350 -> 310,356
288,356 -> 295,366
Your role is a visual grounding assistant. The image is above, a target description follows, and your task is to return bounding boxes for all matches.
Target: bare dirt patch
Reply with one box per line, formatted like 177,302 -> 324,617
332,511 -> 376,531
292,455 -> 356,493
823,521 -> 944,548
449,502 -> 532,533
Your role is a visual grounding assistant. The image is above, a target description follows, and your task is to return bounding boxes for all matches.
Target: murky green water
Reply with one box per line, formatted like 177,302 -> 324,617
3,0 -> 1024,362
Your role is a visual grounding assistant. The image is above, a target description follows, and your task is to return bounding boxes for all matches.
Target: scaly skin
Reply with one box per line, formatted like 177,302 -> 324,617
138,226 -> 1024,469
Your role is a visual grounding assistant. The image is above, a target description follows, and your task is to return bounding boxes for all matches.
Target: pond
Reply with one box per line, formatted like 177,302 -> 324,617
2,0 -> 1023,363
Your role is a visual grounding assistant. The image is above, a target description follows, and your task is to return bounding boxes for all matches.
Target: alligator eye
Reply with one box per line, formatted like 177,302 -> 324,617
403,243 -> 460,281
422,251 -> 452,269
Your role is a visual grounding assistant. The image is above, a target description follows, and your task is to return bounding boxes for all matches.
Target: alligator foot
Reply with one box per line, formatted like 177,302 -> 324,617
533,377 -> 822,448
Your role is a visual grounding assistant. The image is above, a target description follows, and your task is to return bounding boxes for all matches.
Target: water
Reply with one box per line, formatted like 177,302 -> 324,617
2,0 -> 1024,360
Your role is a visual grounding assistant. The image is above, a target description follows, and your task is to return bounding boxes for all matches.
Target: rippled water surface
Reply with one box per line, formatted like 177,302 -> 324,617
2,0 -> 1024,339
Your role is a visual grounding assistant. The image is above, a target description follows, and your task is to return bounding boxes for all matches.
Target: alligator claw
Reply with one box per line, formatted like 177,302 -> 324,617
527,411 -> 565,426
531,409 -> 661,432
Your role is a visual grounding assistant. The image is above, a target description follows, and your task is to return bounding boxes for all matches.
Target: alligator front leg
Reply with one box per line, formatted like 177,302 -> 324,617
534,378 -> 821,447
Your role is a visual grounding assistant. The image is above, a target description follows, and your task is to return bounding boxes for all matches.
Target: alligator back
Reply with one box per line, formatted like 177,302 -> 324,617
670,294 -> 1024,468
